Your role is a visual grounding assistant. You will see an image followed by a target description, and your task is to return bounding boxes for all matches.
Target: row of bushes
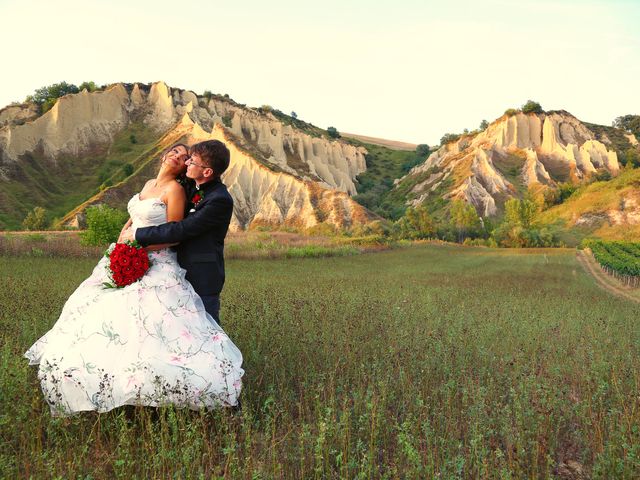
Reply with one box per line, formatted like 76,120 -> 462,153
388,197 -> 561,247
23,195 -> 560,250
584,239 -> 640,284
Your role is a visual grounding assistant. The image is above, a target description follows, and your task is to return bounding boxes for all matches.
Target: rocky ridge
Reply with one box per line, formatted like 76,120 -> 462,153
397,111 -> 620,217
0,82 -> 372,230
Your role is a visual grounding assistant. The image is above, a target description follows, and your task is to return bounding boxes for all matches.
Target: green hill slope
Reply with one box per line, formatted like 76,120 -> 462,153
539,167 -> 640,244
0,123 -> 162,229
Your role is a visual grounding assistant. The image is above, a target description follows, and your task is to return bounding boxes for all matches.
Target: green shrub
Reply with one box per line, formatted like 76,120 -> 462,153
492,223 -> 560,248
348,220 -> 391,237
521,100 -> 543,114
416,144 -> 430,157
543,183 -> 577,208
394,206 -> 436,240
594,168 -> 612,181
25,233 -> 47,243
80,205 -> 128,246
122,163 -> 134,176
41,98 -> 57,113
22,207 -> 48,231
440,133 -> 461,145
450,199 -> 483,242
612,114 -> 640,138
462,237 -> 497,247
504,198 -> 539,229
327,127 -> 341,139
26,81 -> 79,112
78,81 -> 98,92
623,148 -> 640,168
305,222 -> 338,237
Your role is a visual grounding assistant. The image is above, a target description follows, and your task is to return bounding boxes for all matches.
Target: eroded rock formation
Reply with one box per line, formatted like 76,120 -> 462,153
0,82 -> 372,230
398,111 -> 620,216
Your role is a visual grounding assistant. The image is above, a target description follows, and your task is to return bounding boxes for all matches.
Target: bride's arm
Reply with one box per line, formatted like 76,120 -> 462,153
144,186 -> 187,252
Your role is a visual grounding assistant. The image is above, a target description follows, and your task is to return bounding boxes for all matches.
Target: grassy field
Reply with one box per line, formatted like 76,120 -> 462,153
1,244 -> 639,478
0,231 -> 389,260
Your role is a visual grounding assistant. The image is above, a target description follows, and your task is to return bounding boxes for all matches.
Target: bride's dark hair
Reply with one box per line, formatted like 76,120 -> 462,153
159,143 -> 190,186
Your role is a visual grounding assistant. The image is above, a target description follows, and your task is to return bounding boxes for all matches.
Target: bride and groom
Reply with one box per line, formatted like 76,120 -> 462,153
24,140 -> 244,416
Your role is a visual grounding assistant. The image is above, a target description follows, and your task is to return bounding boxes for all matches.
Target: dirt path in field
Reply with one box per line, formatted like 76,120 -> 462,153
576,250 -> 640,304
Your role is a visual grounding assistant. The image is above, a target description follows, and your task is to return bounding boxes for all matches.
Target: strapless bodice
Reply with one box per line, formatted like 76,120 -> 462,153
127,194 -> 167,229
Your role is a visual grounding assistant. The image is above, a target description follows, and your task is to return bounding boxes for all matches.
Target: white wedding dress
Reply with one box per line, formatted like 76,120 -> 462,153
25,194 -> 244,416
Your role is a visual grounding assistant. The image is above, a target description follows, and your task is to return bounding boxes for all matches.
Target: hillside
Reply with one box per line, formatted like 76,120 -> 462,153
538,167 -> 640,243
0,82 -> 376,231
388,110 -> 635,222
2,85 -> 639,240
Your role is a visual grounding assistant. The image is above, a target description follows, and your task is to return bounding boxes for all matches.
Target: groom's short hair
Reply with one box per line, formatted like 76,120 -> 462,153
190,140 -> 230,177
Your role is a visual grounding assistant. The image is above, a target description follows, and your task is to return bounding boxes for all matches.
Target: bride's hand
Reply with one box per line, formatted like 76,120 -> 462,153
118,218 -> 133,243
119,228 -> 135,244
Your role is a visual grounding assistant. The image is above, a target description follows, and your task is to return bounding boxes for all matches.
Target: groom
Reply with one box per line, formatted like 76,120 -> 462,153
125,140 -> 233,321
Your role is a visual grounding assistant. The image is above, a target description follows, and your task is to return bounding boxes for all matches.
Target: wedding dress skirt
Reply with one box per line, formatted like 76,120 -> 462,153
24,194 -> 243,416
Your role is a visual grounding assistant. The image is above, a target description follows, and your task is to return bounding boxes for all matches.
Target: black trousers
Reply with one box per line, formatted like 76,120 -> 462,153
200,294 -> 221,324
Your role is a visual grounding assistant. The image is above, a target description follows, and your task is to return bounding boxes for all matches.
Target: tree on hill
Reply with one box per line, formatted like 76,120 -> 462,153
416,144 -> 430,157
440,133 -> 461,145
613,115 -> 640,139
327,127 -> 340,139
78,81 -> 98,92
479,119 -> 489,130
26,82 -> 80,113
624,148 -> 640,168
521,100 -> 543,114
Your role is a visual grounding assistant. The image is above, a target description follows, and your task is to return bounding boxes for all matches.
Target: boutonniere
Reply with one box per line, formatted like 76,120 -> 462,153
189,189 -> 204,213
191,190 -> 204,206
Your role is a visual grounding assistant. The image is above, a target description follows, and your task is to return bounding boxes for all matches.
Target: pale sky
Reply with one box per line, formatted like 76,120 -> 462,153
1,0 -> 638,145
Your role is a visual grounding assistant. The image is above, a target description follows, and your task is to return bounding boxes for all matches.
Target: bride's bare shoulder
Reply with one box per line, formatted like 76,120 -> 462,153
164,181 -> 186,200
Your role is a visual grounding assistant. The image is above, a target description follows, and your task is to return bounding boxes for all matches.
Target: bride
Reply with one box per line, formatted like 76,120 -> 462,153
24,144 -> 244,416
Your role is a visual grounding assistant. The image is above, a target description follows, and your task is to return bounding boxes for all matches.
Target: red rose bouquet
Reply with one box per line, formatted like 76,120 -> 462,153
103,241 -> 150,288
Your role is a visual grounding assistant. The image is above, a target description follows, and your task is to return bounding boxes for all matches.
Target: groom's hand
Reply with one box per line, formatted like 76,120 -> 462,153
119,227 -> 136,243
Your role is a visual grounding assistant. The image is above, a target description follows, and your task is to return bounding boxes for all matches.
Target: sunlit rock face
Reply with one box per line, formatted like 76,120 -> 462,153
397,111 -> 620,216
0,82 -> 373,229
184,121 -> 374,231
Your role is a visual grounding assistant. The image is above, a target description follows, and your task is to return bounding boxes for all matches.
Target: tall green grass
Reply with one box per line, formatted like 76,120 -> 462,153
1,245 -> 639,478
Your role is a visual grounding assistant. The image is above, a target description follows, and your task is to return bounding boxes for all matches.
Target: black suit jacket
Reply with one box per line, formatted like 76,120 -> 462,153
135,177 -> 233,296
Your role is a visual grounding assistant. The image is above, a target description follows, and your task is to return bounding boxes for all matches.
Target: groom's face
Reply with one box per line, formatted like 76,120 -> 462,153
186,153 -> 213,182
